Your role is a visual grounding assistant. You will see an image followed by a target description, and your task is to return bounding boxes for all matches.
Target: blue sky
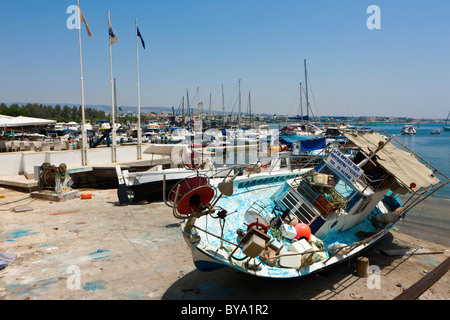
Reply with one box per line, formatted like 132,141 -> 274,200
0,0 -> 449,118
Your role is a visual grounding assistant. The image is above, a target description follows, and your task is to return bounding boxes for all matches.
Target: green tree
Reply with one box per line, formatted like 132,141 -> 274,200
0,103 -> 9,115
62,106 -> 71,121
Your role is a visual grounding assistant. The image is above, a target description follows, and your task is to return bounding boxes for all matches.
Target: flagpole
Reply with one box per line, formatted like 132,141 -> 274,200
135,18 -> 142,160
108,10 -> 117,163
77,0 -> 87,166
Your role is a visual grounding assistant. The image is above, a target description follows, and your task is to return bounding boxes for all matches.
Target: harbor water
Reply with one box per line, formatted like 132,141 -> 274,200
365,123 -> 450,200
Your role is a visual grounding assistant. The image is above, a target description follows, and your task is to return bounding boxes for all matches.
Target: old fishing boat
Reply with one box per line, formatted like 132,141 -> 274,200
164,130 -> 448,278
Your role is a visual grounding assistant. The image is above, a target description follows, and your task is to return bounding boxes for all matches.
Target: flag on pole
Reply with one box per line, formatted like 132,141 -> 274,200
78,6 -> 93,38
137,27 -> 145,49
108,14 -> 119,46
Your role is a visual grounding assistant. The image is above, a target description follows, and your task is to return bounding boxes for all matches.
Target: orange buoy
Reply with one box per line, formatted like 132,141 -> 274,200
295,223 -> 311,242
80,192 -> 92,200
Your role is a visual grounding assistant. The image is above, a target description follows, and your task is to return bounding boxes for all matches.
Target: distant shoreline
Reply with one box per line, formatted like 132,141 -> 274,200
2,102 -> 449,124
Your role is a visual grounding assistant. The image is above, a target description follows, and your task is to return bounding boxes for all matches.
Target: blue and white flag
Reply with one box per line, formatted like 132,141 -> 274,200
108,14 -> 119,46
137,27 -> 145,49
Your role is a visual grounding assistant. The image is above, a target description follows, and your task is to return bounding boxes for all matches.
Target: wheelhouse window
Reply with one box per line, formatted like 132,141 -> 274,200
317,164 -> 357,200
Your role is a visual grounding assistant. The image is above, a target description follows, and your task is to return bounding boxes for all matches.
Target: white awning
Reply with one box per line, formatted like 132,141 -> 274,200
0,116 -> 56,127
344,131 -> 441,191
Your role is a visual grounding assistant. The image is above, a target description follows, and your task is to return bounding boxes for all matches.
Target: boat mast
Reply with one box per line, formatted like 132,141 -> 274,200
197,87 -> 202,123
222,84 -> 225,128
238,79 -> 241,127
186,89 -> 191,131
209,93 -> 212,121
304,59 -> 309,124
248,91 -> 252,128
299,82 -> 303,122
181,96 -> 185,127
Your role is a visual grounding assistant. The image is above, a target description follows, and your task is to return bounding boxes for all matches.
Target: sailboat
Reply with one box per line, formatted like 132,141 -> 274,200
443,111 -> 450,131
164,129 -> 448,278
283,60 -> 323,137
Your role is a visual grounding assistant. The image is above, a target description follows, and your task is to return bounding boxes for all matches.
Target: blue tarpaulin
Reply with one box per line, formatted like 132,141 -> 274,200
280,135 -> 320,145
299,137 -> 326,152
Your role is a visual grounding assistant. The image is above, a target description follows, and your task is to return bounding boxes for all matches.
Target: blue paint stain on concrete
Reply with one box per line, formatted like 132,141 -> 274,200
4,278 -> 59,296
88,249 -> 113,260
40,242 -> 57,247
89,249 -> 109,255
5,284 -> 32,296
1,229 -> 39,241
83,280 -> 106,291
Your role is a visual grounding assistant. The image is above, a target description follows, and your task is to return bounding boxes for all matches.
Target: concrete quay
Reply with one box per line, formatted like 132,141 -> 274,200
0,187 -> 448,301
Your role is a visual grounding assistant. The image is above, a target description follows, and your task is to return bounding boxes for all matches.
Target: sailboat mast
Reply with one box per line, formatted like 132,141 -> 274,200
187,90 -> 191,131
238,79 -> 241,127
222,84 -> 225,128
248,91 -> 252,128
304,59 -> 309,123
197,87 -> 201,123
209,93 -> 212,120
299,82 -> 303,121
181,96 -> 185,127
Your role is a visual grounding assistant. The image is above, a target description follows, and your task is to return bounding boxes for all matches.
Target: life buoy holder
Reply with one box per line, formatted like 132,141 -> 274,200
169,175 -> 209,204
176,185 -> 215,215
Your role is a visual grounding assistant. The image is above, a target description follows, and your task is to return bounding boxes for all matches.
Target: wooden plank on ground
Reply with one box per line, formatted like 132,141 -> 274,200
394,256 -> 450,300
382,248 -> 444,256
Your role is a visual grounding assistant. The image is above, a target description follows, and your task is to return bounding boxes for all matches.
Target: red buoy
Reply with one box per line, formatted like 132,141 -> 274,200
176,186 -> 215,215
295,223 -> 311,242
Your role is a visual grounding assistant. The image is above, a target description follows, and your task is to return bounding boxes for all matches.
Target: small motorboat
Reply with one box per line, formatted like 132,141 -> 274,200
401,125 -> 416,135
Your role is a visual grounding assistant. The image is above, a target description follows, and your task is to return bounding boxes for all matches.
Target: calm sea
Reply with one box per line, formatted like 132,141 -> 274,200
274,123 -> 450,199
364,123 -> 450,199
